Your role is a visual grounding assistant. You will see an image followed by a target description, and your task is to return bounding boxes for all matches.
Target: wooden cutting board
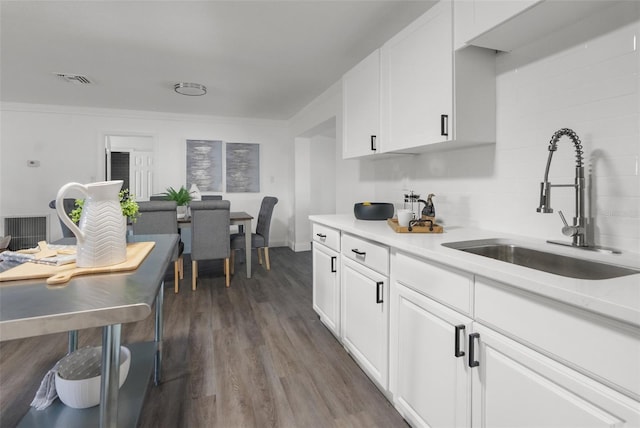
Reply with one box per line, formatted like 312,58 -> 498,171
387,218 -> 443,233
0,241 -> 156,285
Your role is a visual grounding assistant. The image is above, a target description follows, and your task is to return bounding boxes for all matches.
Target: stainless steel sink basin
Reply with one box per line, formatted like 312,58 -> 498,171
442,239 -> 639,280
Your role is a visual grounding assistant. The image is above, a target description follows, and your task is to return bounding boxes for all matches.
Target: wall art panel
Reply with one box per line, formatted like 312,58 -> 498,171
226,142 -> 260,193
186,139 -> 223,192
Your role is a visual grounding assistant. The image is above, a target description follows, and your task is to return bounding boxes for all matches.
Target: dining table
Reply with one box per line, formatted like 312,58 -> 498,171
178,211 -> 254,279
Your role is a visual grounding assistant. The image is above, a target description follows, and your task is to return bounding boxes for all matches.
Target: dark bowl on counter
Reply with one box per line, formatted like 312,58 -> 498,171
354,202 -> 395,220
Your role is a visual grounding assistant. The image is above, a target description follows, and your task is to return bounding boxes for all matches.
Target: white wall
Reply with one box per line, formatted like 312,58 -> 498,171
293,133 -> 337,251
290,133 -> 338,251
0,104 -> 292,246
294,137 -> 312,250
310,134 -> 336,217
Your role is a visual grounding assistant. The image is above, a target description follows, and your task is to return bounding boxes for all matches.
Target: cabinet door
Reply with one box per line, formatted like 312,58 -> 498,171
380,0 -> 452,152
390,281 -> 472,428
312,244 -> 340,336
342,49 -> 380,159
471,324 -> 640,428
341,257 -> 388,390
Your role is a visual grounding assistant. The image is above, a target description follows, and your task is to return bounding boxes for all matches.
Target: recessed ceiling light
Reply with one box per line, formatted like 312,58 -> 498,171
174,82 -> 207,96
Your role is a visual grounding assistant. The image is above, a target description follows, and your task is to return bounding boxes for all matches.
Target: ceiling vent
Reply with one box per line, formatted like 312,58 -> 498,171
54,73 -> 94,85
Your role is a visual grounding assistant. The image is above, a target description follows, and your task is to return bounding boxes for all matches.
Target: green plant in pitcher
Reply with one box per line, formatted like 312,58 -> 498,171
70,189 -> 140,224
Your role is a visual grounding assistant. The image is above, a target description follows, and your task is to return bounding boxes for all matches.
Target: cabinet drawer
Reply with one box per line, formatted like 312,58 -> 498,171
312,223 -> 340,252
342,233 -> 389,276
392,250 -> 473,316
476,278 -> 640,399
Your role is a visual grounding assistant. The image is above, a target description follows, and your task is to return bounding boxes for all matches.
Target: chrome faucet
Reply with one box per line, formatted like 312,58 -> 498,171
536,128 -> 620,253
536,128 -> 588,247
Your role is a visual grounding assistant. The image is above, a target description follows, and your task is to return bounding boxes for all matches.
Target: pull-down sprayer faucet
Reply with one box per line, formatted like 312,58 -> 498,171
536,128 -> 620,253
536,128 -> 588,247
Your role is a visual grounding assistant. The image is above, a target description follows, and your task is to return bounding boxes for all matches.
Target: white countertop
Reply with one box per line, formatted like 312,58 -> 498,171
309,214 -> 640,328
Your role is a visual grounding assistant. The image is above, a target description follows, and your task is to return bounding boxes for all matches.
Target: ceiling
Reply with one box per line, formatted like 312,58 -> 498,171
0,1 -> 435,120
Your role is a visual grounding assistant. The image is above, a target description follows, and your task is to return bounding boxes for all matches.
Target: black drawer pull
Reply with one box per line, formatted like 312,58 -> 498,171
376,281 -> 383,304
331,256 -> 337,273
371,135 -> 377,151
441,114 -> 448,137
469,333 -> 480,367
351,249 -> 366,256
454,325 -> 465,358
316,233 -> 326,238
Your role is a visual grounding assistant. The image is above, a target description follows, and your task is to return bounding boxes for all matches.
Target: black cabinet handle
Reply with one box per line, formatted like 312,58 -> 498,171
441,114 -> 448,137
316,233 -> 326,238
469,333 -> 480,367
351,249 -> 366,256
371,135 -> 377,151
454,325 -> 465,358
376,281 -> 383,304
331,256 -> 337,273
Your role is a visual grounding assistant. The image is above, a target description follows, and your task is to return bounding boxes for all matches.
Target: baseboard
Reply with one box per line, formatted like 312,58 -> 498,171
293,241 -> 311,252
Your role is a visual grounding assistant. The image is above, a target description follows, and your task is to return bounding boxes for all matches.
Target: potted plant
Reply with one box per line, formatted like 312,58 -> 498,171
161,186 -> 193,217
70,189 -> 140,224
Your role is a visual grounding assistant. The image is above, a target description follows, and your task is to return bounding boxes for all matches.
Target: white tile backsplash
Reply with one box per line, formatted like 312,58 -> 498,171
373,3 -> 640,254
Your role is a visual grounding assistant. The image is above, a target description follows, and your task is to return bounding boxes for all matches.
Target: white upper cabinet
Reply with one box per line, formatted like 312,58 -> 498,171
342,50 -> 380,159
454,0 -> 539,50
380,0 -> 453,153
455,0 -> 622,52
379,0 -> 496,155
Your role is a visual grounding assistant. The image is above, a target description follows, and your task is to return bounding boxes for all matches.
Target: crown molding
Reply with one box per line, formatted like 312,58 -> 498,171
0,102 -> 289,129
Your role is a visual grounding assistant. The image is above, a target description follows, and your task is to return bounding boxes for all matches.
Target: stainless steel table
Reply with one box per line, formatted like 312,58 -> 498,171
0,234 -> 177,428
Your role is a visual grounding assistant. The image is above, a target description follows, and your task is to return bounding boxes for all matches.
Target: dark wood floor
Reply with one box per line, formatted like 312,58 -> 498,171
0,247 -> 407,427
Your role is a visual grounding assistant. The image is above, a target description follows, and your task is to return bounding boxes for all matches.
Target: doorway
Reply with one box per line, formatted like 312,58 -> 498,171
105,135 -> 155,201
110,152 -> 130,190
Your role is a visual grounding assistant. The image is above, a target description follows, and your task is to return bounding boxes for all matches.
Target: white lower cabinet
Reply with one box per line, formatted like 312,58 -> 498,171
390,281 -> 472,428
390,251 -> 640,428
312,242 -> 340,337
341,256 -> 389,391
471,323 -> 640,427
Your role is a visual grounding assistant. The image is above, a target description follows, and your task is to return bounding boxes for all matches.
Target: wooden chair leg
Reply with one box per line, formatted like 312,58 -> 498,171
264,247 -> 271,270
230,250 -> 235,275
192,260 -> 198,291
174,260 -> 180,294
179,256 -> 184,279
258,247 -> 263,265
225,258 -> 230,288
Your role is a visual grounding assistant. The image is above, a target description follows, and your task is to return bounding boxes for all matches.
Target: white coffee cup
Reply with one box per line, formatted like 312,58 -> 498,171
397,209 -> 413,227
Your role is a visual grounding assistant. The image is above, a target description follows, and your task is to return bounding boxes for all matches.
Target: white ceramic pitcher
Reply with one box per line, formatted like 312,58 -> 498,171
56,180 -> 127,268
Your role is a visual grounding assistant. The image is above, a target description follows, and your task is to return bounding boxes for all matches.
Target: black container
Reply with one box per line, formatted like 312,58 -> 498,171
354,202 -> 395,220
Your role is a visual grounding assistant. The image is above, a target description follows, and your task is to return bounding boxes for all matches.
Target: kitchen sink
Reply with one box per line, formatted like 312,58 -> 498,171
442,239 -> 640,280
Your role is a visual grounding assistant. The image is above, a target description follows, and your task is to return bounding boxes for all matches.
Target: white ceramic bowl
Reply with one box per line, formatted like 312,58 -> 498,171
55,346 -> 131,409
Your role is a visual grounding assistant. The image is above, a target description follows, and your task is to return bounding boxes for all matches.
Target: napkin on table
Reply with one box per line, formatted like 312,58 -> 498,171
0,244 -> 76,266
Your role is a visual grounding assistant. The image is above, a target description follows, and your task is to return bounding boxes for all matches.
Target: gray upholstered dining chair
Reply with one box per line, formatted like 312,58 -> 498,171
190,200 -> 231,289
230,196 -> 278,273
132,200 -> 184,293
49,199 -> 78,238
201,195 -> 223,200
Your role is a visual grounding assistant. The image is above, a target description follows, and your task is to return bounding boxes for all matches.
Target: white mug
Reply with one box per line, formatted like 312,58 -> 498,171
397,209 -> 413,227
